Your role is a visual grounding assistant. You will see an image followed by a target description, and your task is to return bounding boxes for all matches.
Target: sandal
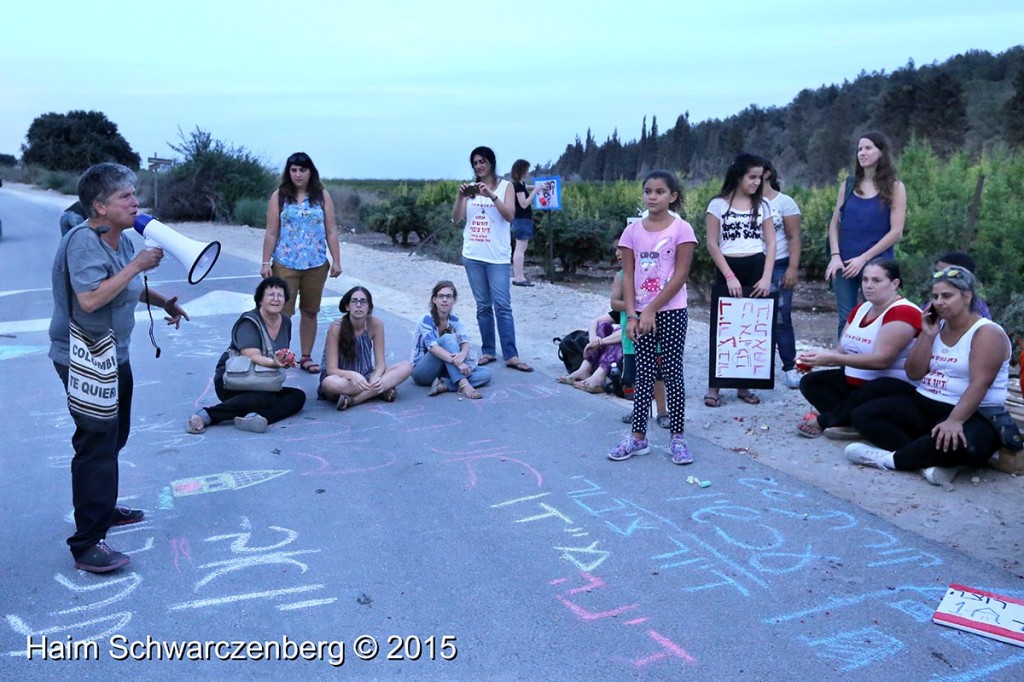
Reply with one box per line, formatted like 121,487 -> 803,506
737,391 -> 761,405
796,416 -> 824,438
505,358 -> 534,372
574,380 -> 604,394
556,375 -> 575,385
299,356 -> 321,374
703,394 -> 722,408
458,384 -> 483,399
186,414 -> 206,434
428,378 -> 449,397
336,395 -> 351,411
381,387 -> 397,403
477,354 -> 497,366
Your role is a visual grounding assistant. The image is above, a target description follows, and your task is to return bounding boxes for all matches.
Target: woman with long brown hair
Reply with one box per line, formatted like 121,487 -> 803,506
318,286 -> 412,410
824,132 -> 906,338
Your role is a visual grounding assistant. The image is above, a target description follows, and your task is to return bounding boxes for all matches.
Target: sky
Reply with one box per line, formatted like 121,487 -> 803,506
2,1 -> 1022,180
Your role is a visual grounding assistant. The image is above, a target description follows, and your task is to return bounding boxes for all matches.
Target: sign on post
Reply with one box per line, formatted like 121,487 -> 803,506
532,176 -> 562,211
708,286 -> 778,389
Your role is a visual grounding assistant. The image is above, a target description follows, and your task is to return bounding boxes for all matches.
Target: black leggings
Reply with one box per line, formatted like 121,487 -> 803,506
716,253 -> 766,287
633,309 -> 687,435
799,370 -> 916,429
851,391 -> 1001,470
205,375 -> 306,425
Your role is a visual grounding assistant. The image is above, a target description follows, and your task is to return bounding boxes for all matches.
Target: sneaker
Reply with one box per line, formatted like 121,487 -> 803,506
783,368 -> 802,389
111,505 -> 145,526
74,540 -> 130,574
670,435 -> 693,465
656,414 -> 671,429
607,436 -> 650,461
823,426 -> 861,441
922,466 -> 960,490
845,443 -> 894,469
234,413 -> 268,433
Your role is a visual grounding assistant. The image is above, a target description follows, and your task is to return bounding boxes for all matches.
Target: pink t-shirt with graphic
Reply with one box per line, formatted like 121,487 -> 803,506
619,217 -> 697,312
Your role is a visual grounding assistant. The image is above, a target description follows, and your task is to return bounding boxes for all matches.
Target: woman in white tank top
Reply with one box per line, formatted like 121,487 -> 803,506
846,266 -> 1013,486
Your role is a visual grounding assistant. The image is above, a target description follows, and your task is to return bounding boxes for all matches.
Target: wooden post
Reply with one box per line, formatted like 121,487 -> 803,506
962,173 -> 985,252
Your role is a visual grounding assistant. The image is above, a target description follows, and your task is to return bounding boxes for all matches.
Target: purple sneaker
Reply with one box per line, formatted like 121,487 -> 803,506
670,435 -> 693,465
608,436 -> 650,461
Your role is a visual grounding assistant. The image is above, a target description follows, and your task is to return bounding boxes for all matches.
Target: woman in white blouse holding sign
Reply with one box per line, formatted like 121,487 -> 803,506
451,146 -> 532,372
703,153 -> 776,408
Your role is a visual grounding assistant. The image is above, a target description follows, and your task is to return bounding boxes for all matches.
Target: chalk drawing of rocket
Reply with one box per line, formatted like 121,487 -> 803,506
171,470 -> 290,497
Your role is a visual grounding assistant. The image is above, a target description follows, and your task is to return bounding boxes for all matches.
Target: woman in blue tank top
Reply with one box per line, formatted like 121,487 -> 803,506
824,132 -> 906,339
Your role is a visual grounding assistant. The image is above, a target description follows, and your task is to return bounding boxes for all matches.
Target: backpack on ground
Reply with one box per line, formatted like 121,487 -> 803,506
553,330 -> 589,373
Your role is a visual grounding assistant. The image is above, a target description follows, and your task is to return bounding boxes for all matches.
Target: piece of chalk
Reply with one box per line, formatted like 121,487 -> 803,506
699,481 -> 712,488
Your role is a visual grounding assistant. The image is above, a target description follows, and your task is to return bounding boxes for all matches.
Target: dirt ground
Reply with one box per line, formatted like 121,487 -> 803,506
11,183 -> 1024,576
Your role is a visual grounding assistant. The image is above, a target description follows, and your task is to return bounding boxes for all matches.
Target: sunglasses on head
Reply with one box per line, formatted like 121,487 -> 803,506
933,267 -> 966,279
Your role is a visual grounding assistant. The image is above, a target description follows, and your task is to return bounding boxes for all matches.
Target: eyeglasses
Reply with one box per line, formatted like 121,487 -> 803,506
933,268 -> 965,279
435,293 -> 455,301
265,291 -> 286,300
349,298 -> 369,306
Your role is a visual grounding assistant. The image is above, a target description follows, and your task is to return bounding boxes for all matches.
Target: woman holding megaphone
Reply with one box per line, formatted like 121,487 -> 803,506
261,152 -> 342,375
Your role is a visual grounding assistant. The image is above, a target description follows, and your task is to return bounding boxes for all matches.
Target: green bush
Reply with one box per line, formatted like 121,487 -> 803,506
160,127 -> 275,222
41,170 -> 79,195
0,153 -> 16,167
233,197 -> 267,227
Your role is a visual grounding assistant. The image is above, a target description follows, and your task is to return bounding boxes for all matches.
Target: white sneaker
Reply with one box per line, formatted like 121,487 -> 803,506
922,466 -> 960,490
845,443 -> 894,469
783,369 -> 801,389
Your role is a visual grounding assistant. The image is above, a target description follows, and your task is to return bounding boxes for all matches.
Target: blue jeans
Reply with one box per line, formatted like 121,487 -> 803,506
833,273 -> 861,339
462,257 -> 518,360
412,334 -> 492,391
770,258 -> 796,372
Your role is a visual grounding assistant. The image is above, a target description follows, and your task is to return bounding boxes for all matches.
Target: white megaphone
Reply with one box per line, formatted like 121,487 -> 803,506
133,214 -> 221,285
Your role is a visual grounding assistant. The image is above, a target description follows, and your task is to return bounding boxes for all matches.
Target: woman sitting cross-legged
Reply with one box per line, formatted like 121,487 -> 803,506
557,312 -> 623,393
411,280 -> 492,399
846,266 -> 1015,486
795,258 -> 921,439
318,286 -> 412,410
188,277 -> 306,434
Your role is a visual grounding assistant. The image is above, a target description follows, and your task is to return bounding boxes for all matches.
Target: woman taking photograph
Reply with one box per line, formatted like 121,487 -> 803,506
704,153 -> 776,408
411,281 -> 492,399
847,266 -> 1013,486
317,286 -> 412,410
824,132 -> 906,338
187,277 -> 305,435
451,146 -> 532,372
795,258 -> 920,439
510,158 -> 538,287
261,152 -> 342,375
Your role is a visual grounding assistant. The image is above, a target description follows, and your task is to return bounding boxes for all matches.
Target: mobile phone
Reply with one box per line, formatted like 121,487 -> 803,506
926,307 -> 939,324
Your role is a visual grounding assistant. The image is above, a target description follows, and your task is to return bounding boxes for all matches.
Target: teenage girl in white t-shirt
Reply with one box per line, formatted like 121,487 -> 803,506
704,153 -> 776,408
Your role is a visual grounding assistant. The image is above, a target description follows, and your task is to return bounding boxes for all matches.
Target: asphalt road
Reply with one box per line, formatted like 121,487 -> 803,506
1,188 -> 1023,681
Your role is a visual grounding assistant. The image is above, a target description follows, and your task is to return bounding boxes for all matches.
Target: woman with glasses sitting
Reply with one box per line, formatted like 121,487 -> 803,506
188,277 -> 306,434
846,266 -> 1014,486
317,286 -> 412,410
411,281 -> 492,399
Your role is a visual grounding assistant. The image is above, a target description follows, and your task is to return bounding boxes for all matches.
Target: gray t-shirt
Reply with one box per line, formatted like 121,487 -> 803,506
49,225 -> 144,366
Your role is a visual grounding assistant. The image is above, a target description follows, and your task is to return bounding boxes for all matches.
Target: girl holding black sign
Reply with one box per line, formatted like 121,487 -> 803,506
703,153 -> 776,408
609,171 -> 697,465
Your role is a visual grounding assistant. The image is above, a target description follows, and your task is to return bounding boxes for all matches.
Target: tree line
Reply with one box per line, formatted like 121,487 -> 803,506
546,47 -> 1024,186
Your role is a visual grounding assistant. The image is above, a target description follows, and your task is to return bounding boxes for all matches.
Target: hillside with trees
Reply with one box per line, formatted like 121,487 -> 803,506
546,47 -> 1024,185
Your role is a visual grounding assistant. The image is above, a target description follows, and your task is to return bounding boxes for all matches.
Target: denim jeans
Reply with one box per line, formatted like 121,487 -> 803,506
54,361 -> 134,559
462,257 -> 518,360
770,258 -> 796,372
833,273 -> 861,339
412,334 -> 492,391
